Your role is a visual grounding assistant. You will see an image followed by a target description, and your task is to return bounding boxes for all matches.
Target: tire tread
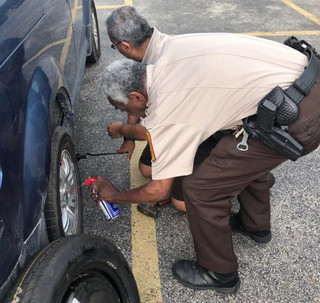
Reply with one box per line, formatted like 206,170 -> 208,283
9,236 -> 140,303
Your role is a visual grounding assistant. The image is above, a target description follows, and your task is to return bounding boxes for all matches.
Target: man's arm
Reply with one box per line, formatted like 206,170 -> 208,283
122,124 -> 148,140
89,175 -> 174,204
108,122 -> 148,140
127,113 -> 140,125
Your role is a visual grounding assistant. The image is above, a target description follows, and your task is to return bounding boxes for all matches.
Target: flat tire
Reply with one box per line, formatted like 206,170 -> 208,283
10,235 -> 140,303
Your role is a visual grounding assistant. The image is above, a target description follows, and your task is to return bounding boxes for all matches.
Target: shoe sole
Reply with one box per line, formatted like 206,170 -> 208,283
172,271 -> 240,294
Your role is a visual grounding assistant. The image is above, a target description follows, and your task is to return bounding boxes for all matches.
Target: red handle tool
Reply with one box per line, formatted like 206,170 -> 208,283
84,177 -> 97,186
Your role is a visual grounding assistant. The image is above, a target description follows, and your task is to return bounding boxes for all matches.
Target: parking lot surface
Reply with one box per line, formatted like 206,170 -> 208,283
74,1 -> 320,302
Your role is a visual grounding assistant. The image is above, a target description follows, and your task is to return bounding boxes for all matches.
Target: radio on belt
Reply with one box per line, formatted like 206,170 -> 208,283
84,177 -> 119,221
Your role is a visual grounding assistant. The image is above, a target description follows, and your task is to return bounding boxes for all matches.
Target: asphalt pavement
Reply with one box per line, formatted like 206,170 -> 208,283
74,0 -> 320,302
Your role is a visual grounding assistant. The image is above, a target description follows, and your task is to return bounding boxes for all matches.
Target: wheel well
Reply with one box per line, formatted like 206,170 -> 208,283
53,89 -> 74,134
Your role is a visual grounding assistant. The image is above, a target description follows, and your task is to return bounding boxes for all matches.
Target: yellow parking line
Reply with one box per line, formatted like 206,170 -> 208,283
130,142 -> 162,303
242,30 -> 320,37
280,0 -> 320,26
97,5 -> 125,9
97,0 -> 132,9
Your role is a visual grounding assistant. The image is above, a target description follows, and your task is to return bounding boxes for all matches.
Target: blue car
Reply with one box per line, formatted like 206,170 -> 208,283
0,0 -> 139,302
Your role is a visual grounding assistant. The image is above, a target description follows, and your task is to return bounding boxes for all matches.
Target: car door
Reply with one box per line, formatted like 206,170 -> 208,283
0,0 -> 78,296
0,0 -> 45,292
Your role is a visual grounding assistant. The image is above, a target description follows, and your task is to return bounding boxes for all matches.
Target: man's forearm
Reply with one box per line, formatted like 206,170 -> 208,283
121,124 -> 148,140
101,179 -> 174,204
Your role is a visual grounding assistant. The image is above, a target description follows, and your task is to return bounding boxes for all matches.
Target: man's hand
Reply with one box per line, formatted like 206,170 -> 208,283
88,175 -> 119,204
117,140 -> 135,161
107,121 -> 123,139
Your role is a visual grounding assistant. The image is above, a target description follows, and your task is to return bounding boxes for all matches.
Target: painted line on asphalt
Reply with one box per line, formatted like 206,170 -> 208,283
280,0 -> 320,26
130,141 -> 162,303
241,30 -> 320,37
97,0 -> 132,10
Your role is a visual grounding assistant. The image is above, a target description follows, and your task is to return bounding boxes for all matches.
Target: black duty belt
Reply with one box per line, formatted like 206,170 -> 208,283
284,36 -> 320,104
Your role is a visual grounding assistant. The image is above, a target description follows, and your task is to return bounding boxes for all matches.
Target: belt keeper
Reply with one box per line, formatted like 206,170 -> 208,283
293,79 -> 310,96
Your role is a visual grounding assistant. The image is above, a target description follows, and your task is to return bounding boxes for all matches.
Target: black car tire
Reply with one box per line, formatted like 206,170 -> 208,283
86,0 -> 101,64
45,126 -> 83,241
10,235 -> 140,303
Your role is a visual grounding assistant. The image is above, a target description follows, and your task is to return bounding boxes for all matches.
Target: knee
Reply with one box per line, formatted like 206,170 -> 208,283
172,197 -> 186,212
139,162 -> 151,178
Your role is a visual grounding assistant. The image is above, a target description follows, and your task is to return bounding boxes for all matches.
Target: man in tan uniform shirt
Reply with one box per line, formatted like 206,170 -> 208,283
106,6 -> 169,162
107,7 -> 233,216
91,33 -> 320,293
106,6 -> 174,216
106,7 -> 275,217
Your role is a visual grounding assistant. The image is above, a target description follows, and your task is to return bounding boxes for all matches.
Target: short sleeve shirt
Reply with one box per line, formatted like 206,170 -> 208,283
141,28 -> 169,64
140,33 -> 308,180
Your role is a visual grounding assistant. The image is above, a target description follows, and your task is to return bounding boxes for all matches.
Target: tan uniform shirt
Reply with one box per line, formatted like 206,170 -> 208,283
140,33 -> 308,180
141,28 -> 169,64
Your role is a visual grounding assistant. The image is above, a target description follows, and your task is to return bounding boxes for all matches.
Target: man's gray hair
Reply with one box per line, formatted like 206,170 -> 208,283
102,59 -> 146,104
106,6 -> 152,47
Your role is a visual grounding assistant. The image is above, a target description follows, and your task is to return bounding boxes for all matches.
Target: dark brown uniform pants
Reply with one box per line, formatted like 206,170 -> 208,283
182,74 -> 320,274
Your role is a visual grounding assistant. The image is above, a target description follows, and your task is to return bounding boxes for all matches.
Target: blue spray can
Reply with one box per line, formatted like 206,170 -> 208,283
84,177 -> 119,221
98,199 -> 120,220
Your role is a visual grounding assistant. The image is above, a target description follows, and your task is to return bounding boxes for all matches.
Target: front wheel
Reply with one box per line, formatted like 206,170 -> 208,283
10,235 -> 140,303
45,126 -> 83,241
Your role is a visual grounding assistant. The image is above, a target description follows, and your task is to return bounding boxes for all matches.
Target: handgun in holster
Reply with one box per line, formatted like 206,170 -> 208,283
243,86 -> 303,161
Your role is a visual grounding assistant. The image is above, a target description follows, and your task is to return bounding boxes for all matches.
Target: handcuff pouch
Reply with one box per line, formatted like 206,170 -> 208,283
257,86 -> 299,129
244,86 -> 303,161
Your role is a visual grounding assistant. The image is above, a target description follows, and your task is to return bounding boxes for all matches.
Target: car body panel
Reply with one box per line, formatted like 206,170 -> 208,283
0,0 -> 44,66
0,0 -> 93,300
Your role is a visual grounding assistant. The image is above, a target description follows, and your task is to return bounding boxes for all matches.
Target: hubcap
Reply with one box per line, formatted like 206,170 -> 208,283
59,149 -> 79,235
63,272 -> 121,303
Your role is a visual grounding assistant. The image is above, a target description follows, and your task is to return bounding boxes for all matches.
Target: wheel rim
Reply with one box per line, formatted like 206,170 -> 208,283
91,11 -> 99,49
63,271 -> 121,303
59,149 -> 79,235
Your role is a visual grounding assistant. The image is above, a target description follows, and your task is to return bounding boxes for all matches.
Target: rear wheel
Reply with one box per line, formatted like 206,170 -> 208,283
10,235 -> 140,303
45,126 -> 83,241
86,0 -> 101,64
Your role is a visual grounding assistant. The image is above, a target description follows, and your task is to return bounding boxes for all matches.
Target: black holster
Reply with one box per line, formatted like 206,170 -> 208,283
242,36 -> 320,161
243,116 -> 303,161
243,86 -> 303,161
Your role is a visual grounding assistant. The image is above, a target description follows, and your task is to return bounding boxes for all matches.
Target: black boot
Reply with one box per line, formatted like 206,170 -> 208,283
269,172 -> 276,188
137,203 -> 158,218
172,260 -> 240,294
230,213 -> 271,243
